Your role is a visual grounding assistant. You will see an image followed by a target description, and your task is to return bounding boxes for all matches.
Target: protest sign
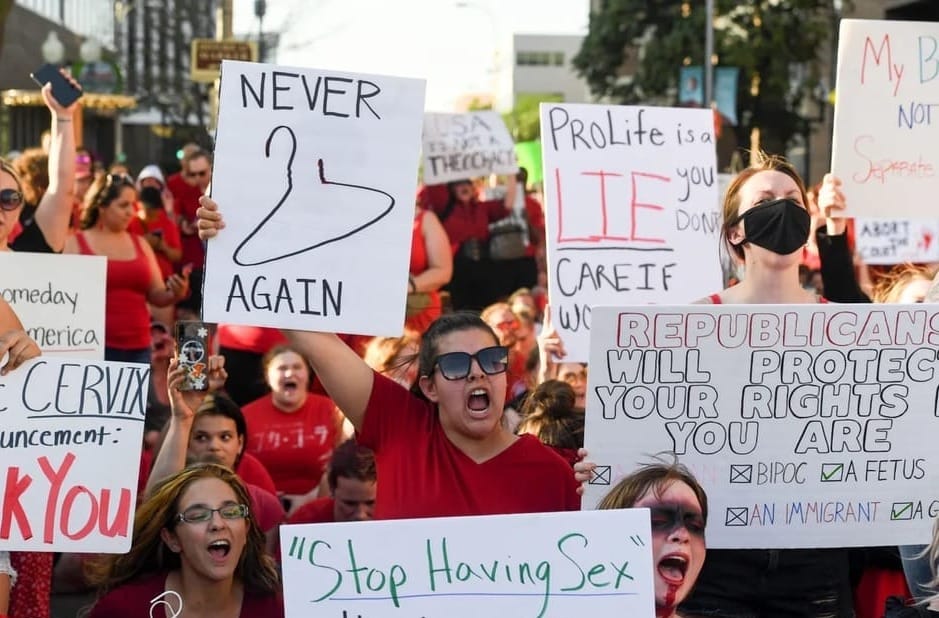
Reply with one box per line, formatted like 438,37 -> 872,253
0,357 -> 148,552
0,253 -> 106,359
831,19 -> 939,218
855,217 -> 939,265
280,509 -> 654,618
583,305 -> 939,548
202,60 -> 426,335
422,111 -> 518,184
540,103 -> 723,360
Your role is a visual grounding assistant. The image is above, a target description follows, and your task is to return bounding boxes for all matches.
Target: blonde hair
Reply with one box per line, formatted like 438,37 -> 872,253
872,263 -> 937,304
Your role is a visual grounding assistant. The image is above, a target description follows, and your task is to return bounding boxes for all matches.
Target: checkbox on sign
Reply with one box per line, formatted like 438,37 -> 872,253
589,465 -> 612,486
891,502 -> 915,521
820,463 -> 844,482
729,464 -> 752,484
725,507 -> 749,527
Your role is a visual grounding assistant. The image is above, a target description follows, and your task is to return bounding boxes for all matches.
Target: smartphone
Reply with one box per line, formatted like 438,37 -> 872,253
30,63 -> 83,107
175,321 -> 209,391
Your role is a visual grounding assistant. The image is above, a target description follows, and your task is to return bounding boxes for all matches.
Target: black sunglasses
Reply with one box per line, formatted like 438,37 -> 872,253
0,188 -> 23,211
649,504 -> 706,538
430,346 -> 508,380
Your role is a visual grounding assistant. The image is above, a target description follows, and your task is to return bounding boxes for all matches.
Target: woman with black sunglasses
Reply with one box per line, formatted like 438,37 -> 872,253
63,174 -> 190,363
0,70 -> 78,254
196,196 -> 579,519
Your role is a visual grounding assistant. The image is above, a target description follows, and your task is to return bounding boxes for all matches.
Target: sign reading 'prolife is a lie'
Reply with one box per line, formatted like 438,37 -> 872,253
0,357 -> 148,552
584,305 -> 939,549
280,509 -> 654,618
539,104 -> 723,361
832,19 -> 939,218
203,60 -> 426,335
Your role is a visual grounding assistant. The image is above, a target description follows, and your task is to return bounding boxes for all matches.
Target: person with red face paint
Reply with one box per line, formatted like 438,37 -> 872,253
598,461 -> 708,618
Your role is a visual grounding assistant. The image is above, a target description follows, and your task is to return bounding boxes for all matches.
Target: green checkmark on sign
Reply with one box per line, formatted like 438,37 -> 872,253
891,502 -> 914,520
820,463 -> 844,482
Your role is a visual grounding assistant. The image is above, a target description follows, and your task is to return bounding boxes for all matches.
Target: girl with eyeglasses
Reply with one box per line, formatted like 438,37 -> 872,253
86,463 -> 283,617
195,196 -> 580,520
0,70 -> 78,255
63,174 -> 191,363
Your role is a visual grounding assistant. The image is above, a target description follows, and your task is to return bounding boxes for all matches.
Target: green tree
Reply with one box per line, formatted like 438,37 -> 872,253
573,0 -> 843,158
503,92 -> 564,142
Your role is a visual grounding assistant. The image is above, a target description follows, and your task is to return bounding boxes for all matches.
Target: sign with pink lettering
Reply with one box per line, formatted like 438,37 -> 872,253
540,103 -> 723,361
583,305 -> 939,548
0,358 -> 148,552
832,19 -> 939,218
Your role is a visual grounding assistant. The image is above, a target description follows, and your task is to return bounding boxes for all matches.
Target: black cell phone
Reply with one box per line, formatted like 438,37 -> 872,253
30,63 -> 83,107
175,321 -> 209,391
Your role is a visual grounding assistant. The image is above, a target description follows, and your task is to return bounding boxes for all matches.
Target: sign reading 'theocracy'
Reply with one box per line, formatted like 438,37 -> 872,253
0,357 -> 148,552
421,111 -> 519,184
583,305 -> 939,548
539,103 -> 723,361
280,509 -> 654,618
202,60 -> 426,336
832,19 -> 939,218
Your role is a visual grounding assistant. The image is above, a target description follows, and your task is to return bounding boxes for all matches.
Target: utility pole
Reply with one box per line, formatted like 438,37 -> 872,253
704,0 -> 714,108
208,0 -> 233,135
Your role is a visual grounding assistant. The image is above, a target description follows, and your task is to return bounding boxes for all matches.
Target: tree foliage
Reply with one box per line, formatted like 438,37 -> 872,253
573,0 -> 845,156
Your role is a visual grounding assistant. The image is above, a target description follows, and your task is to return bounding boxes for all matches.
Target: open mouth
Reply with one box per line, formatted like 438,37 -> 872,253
467,388 -> 490,412
282,379 -> 299,394
657,554 -> 688,585
207,540 -> 231,560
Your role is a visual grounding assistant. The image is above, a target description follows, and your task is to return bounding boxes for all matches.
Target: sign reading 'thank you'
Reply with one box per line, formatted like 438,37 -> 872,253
583,305 -> 939,549
539,103 -> 723,361
203,60 -> 426,335
0,357 -> 148,552
280,509 -> 654,618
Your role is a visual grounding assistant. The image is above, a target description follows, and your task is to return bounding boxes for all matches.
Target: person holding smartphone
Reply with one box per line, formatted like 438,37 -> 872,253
1,68 -> 78,254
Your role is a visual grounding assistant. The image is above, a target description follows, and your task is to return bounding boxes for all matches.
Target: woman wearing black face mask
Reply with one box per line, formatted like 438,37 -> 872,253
680,153 -> 855,617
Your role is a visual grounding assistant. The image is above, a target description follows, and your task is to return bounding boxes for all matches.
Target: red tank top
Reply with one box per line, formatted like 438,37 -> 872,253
406,210 -> 441,332
76,232 -> 153,349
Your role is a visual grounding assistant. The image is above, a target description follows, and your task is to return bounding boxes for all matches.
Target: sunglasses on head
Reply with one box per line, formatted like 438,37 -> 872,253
649,504 -> 706,537
0,188 -> 24,211
106,173 -> 135,187
430,345 -> 508,380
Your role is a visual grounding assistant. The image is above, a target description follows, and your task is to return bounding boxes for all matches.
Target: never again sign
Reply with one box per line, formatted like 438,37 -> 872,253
584,305 -> 939,549
203,60 -> 426,335
0,357 -> 147,552
280,510 -> 654,618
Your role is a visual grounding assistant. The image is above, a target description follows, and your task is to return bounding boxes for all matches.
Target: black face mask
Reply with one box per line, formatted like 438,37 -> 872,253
731,198 -> 810,256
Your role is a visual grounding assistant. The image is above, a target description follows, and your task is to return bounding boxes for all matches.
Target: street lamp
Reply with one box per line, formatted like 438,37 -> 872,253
41,31 -> 65,65
255,0 -> 267,62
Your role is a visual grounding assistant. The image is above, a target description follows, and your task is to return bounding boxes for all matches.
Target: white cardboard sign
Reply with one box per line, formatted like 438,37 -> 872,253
831,19 -> 939,218
0,253 -> 106,359
422,111 -> 519,184
584,305 -> 939,548
280,509 -> 654,618
0,357 -> 148,552
540,103 -> 723,360
855,217 -> 939,265
203,60 -> 426,335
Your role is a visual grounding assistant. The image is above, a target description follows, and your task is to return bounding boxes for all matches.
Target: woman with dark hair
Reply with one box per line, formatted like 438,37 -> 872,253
62,173 -> 189,363
598,460 -> 708,618
516,380 -> 583,466
86,463 -> 283,617
200,192 -> 579,519
241,344 -> 343,514
436,176 -> 517,311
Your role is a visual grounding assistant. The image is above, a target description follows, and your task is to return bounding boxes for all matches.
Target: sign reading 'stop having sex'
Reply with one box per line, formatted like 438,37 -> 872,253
202,60 -> 426,336
539,103 -> 723,361
583,305 -> 939,549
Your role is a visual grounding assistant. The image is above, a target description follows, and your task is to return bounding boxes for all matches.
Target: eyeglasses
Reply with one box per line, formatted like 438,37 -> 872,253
106,173 -> 135,187
430,346 -> 508,380
176,503 -> 249,524
649,504 -> 706,537
0,188 -> 24,211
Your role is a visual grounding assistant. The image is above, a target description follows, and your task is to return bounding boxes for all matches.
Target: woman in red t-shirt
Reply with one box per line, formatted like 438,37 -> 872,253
241,345 -> 343,514
63,174 -> 189,363
406,204 -> 452,333
86,464 -> 282,617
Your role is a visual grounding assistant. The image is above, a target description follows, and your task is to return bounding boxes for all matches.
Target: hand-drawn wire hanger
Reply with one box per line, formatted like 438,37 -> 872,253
233,124 -> 395,267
